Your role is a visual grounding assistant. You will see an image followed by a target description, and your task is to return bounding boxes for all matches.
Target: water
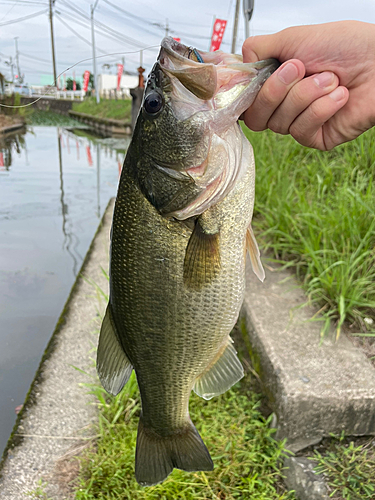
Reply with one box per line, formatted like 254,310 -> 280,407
0,126 -> 128,454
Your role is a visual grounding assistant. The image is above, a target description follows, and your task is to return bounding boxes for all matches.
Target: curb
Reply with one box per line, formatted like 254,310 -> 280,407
0,199 -> 114,499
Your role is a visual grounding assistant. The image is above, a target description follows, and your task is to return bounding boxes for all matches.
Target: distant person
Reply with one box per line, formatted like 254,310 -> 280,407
242,21 -> 375,150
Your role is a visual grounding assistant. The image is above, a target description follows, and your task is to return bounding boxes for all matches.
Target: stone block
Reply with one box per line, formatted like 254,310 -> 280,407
242,262 -> 375,452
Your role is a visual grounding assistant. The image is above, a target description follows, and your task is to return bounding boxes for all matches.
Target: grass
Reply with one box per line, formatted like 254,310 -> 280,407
242,125 -> 375,338
72,97 -> 132,121
74,371 -> 295,500
313,435 -> 375,499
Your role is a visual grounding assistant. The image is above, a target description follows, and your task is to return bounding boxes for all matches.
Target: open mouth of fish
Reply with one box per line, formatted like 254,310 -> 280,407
158,37 -> 279,112
153,37 -> 279,220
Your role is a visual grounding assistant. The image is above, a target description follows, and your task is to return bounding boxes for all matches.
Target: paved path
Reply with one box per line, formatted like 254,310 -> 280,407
0,200 -> 113,499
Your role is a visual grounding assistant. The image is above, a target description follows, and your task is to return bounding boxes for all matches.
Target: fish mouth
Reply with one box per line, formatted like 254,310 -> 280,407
158,36 -> 280,113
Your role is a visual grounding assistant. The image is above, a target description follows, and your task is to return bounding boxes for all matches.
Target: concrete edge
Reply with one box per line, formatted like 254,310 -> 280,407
0,197 -> 114,474
0,122 -> 26,135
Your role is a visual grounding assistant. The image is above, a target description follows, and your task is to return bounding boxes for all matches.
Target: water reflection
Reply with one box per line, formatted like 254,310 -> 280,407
0,125 -> 128,455
0,129 -> 26,171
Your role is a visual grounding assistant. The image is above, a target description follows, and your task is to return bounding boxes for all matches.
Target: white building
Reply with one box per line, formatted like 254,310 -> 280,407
98,73 -> 139,98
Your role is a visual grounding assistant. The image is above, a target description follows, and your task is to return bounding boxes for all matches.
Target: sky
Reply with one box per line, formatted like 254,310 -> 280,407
0,0 -> 374,86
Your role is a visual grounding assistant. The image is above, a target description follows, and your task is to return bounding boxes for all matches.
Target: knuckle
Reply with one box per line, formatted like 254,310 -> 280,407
268,117 -> 288,135
257,84 -> 279,108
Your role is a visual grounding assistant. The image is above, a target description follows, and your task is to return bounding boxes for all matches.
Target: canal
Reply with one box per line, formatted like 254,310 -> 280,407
0,125 -> 128,454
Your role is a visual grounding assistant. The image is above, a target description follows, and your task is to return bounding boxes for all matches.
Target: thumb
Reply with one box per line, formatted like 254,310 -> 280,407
242,33 -> 285,63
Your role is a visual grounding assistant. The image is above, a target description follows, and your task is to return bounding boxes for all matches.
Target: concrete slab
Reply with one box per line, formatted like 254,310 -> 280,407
0,200 -> 113,499
242,262 -> 375,452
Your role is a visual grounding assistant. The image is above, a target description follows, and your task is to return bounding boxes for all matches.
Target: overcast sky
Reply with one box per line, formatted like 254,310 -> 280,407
0,0 -> 374,85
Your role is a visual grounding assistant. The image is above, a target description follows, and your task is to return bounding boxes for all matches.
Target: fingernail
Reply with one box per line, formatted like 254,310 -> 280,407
314,72 -> 335,89
277,63 -> 299,85
329,87 -> 346,102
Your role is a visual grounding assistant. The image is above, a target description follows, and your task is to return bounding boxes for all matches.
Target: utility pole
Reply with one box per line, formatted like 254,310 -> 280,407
5,57 -> 14,83
231,0 -> 241,53
49,0 -> 58,88
165,18 -> 169,37
243,0 -> 254,39
14,37 -> 21,83
208,15 -> 216,51
91,0 -> 100,104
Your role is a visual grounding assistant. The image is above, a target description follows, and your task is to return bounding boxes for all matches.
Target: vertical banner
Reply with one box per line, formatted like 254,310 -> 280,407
210,19 -> 227,51
117,64 -> 124,91
83,70 -> 91,92
86,145 -> 93,167
0,152 -> 4,169
73,71 -> 76,91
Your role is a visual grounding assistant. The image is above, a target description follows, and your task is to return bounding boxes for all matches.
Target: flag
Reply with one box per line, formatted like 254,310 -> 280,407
117,64 -> 124,91
83,70 -> 90,92
210,19 -> 227,51
173,37 -> 181,43
86,145 -> 93,167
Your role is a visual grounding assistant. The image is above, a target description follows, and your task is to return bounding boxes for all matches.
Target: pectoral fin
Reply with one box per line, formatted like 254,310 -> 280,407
96,305 -> 133,396
246,225 -> 265,282
183,216 -> 221,290
194,337 -> 244,400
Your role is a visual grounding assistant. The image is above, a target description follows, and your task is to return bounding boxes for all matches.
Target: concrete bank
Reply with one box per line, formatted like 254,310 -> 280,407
0,122 -> 25,136
242,261 -> 375,449
0,199 -> 114,499
68,110 -> 131,137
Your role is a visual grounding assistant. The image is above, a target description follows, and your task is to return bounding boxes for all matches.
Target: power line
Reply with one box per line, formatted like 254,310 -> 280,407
100,2 -> 163,39
57,7 -> 145,49
55,13 -> 108,55
0,7 -> 48,26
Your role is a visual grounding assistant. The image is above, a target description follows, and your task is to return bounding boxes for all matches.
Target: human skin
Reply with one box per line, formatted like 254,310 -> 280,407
242,21 -> 375,150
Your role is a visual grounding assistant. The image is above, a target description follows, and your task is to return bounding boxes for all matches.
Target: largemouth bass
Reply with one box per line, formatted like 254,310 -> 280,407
97,37 -> 278,486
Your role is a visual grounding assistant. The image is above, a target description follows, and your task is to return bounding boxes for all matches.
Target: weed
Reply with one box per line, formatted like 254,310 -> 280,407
242,126 -> 375,338
75,373 -> 295,500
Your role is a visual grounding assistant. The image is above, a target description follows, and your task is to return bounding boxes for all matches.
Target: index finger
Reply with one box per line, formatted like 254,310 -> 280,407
242,59 -> 305,132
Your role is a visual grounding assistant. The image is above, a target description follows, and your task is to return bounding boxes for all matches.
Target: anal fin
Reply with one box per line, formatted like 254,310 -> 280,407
246,225 -> 265,282
193,338 -> 244,400
96,305 -> 133,396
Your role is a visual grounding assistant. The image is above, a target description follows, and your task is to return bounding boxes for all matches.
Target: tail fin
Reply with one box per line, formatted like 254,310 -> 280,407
135,415 -> 213,486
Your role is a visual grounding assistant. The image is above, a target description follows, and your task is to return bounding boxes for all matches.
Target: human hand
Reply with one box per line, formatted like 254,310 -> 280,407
242,21 -> 375,150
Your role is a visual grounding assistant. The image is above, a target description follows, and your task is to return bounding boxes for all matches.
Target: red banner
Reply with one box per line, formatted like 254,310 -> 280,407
83,70 -> 90,92
86,145 -> 93,167
210,19 -> 227,51
117,64 -> 124,91
173,37 -> 181,43
0,152 -> 4,168
73,71 -> 76,91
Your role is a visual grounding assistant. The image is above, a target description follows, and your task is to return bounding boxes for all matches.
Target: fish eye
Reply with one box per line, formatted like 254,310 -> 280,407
144,92 -> 163,115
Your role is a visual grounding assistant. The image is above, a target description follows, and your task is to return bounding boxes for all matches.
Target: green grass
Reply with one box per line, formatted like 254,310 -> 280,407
242,125 -> 375,337
313,435 -> 375,499
75,372 -> 295,500
72,97 -> 132,121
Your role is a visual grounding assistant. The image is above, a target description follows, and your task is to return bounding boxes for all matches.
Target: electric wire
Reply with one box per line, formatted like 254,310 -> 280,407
0,8 -> 48,26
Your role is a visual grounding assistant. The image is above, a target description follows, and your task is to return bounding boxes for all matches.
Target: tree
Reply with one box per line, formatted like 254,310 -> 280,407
66,77 -> 81,91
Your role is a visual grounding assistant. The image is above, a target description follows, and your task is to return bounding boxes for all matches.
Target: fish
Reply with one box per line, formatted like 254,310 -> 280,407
96,37 -> 279,487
